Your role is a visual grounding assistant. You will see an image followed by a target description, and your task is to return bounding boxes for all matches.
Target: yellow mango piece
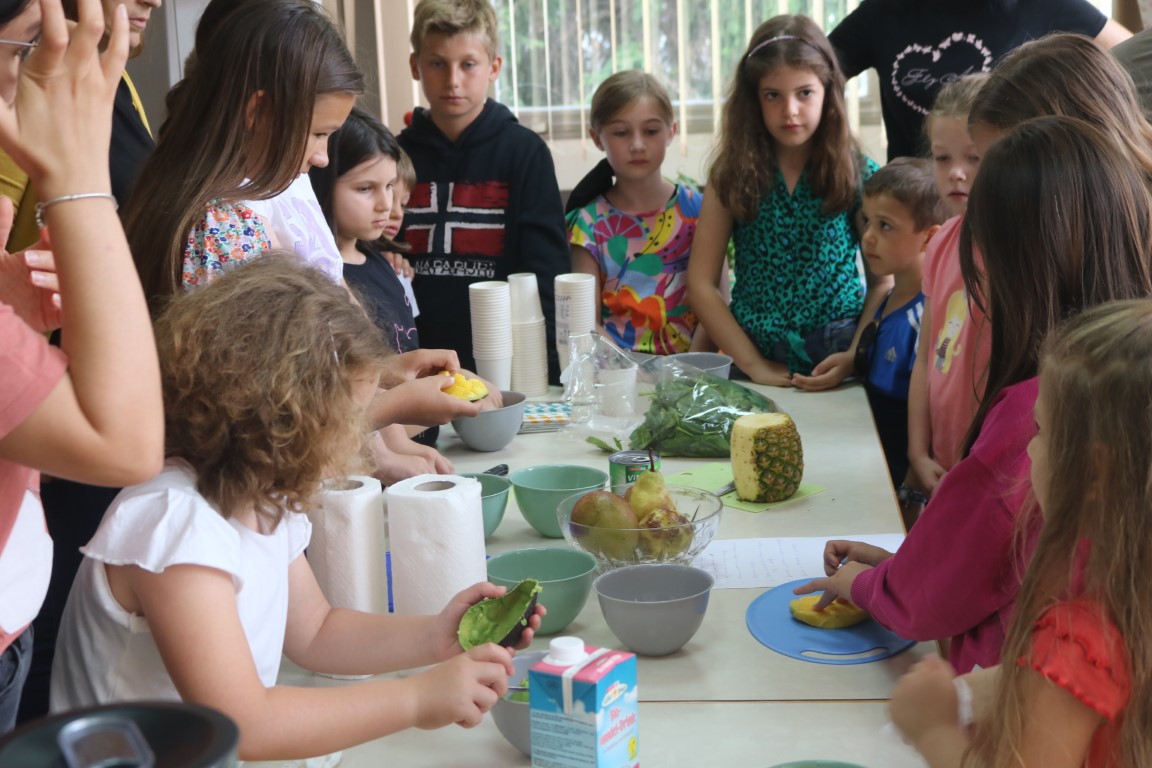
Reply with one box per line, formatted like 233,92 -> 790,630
789,595 -> 869,629
440,371 -> 489,401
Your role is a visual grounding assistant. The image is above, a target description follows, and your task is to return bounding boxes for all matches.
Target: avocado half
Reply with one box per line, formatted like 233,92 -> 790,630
458,579 -> 542,650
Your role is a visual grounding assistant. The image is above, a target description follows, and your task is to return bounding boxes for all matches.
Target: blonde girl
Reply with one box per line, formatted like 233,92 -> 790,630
905,73 -> 989,500
688,14 -> 883,387
51,256 -> 540,760
891,299 -> 1152,767
567,70 -> 705,355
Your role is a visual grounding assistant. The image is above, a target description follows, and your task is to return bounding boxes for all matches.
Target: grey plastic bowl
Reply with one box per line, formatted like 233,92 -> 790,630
451,391 -> 527,452
491,650 -> 548,756
667,352 -> 734,379
594,564 -> 713,656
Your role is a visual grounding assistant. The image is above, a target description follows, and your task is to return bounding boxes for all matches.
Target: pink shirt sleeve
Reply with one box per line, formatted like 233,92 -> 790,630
850,378 -> 1040,673
0,303 -> 67,438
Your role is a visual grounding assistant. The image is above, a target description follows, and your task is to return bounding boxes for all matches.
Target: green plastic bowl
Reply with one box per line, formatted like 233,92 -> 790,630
509,465 -> 608,538
459,472 -> 511,539
486,547 -> 597,635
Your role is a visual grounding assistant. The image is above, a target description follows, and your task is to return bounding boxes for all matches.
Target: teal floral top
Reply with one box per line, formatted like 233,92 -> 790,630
567,184 -> 702,354
731,158 -> 878,373
183,201 -> 273,288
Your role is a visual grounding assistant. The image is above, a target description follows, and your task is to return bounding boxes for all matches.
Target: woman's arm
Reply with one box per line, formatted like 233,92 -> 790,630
686,194 -> 790,386
0,0 -> 162,485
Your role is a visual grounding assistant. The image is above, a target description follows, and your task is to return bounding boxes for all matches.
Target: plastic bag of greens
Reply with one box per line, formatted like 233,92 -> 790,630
565,339 -> 779,458
625,357 -> 779,457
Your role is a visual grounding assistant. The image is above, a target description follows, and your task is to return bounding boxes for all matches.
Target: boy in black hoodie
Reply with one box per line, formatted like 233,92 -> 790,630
399,0 -> 568,383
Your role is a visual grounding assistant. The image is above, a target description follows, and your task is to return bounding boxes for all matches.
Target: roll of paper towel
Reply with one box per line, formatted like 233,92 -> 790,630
307,476 -> 388,614
387,474 -> 486,616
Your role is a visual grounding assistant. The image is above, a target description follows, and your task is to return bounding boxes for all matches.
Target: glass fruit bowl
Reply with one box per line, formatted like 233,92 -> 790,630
556,483 -> 723,571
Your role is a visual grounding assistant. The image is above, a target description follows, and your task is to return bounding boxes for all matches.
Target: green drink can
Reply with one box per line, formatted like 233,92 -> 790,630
609,450 -> 661,486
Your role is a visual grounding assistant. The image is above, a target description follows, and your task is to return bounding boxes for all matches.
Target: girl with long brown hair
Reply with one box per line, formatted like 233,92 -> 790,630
795,116 -> 1152,676
890,299 -> 1152,766
686,15 -> 885,388
123,0 -> 364,310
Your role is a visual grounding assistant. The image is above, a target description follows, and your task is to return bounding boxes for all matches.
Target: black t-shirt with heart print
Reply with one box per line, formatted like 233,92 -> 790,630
829,0 -> 1106,160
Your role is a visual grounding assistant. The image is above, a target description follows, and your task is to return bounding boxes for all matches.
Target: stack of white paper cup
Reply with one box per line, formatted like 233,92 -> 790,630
469,281 -> 513,390
508,272 -> 549,396
554,273 -> 598,371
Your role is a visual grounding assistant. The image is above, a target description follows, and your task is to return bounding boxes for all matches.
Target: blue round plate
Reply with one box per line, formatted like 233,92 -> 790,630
746,578 -> 915,665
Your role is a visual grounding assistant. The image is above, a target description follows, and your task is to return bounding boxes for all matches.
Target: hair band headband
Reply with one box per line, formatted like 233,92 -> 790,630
745,34 -> 827,61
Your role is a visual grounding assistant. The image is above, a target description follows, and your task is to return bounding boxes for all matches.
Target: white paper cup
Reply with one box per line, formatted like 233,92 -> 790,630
508,272 -> 545,323
474,355 -> 512,390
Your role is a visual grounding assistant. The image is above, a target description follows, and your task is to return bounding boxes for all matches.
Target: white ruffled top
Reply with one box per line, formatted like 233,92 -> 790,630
49,461 -> 311,712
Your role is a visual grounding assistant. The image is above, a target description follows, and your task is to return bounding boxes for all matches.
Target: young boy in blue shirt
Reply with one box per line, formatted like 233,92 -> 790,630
399,0 -> 569,382
853,158 -> 948,487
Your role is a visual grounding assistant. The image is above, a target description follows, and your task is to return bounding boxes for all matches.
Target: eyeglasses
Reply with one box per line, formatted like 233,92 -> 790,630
0,37 -> 38,61
853,318 -> 880,380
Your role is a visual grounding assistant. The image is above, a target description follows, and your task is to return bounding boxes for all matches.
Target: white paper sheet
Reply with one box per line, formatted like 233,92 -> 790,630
692,534 -> 906,589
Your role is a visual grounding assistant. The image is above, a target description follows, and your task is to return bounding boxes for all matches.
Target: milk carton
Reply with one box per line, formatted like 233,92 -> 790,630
529,636 -> 638,768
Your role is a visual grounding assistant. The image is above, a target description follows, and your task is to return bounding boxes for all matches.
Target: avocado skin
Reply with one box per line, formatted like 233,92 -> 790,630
458,579 -> 542,650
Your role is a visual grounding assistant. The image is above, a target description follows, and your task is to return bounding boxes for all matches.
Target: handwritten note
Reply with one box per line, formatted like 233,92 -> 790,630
692,534 -> 906,589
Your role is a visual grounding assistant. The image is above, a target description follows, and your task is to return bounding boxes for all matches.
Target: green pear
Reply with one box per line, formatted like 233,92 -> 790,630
636,507 -> 694,559
624,470 -> 675,521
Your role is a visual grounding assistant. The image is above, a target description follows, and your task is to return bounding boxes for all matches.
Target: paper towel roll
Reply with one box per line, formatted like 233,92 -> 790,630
307,476 -> 388,614
386,474 -> 486,616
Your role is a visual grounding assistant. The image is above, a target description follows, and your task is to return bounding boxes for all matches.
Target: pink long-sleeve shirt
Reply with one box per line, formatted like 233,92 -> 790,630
851,377 -> 1039,674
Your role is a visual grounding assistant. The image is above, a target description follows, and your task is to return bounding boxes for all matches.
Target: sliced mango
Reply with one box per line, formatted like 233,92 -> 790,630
789,595 -> 869,629
439,371 -> 489,401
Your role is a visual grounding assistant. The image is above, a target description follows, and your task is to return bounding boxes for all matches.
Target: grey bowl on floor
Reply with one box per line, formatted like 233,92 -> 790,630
594,563 -> 714,656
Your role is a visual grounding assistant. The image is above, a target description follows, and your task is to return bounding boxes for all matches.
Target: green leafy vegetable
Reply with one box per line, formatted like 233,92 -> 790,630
628,375 -> 778,458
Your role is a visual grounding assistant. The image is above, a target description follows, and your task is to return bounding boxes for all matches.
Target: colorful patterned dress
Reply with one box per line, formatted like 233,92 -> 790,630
567,184 -> 702,354
182,201 -> 273,288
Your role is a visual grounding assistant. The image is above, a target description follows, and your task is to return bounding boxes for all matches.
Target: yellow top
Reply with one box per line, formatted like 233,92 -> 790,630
0,72 -> 152,252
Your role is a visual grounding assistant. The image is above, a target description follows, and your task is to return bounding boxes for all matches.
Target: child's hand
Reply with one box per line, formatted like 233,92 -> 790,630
387,376 -> 483,426
369,430 -> 445,485
909,456 -> 947,495
381,348 -> 462,386
380,424 -> 454,474
744,358 -> 794,387
791,351 -> 853,392
792,561 -> 872,610
821,539 -> 893,575
432,582 -> 545,661
889,656 -> 962,748
383,252 -> 415,280
0,200 -> 60,331
409,644 -> 513,729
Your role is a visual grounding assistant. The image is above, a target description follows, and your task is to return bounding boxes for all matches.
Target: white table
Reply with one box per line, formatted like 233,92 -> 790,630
259,383 -> 931,767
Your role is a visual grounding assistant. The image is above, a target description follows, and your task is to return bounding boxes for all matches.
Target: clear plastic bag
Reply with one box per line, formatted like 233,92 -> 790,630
561,333 -> 779,457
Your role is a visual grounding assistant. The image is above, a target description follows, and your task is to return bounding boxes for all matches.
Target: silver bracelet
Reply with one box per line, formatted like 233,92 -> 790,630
35,192 -> 118,230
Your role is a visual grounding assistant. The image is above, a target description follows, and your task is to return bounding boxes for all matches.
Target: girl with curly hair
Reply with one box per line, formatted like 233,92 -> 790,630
50,256 -> 540,761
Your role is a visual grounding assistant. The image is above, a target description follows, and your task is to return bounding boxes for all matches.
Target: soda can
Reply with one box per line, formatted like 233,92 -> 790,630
609,450 -> 661,486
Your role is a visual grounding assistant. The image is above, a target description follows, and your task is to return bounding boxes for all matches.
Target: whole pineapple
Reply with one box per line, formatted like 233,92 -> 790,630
730,413 -> 803,502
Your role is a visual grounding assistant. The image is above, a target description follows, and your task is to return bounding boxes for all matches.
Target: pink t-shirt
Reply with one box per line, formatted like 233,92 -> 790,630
0,303 -> 67,653
921,216 -> 992,470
